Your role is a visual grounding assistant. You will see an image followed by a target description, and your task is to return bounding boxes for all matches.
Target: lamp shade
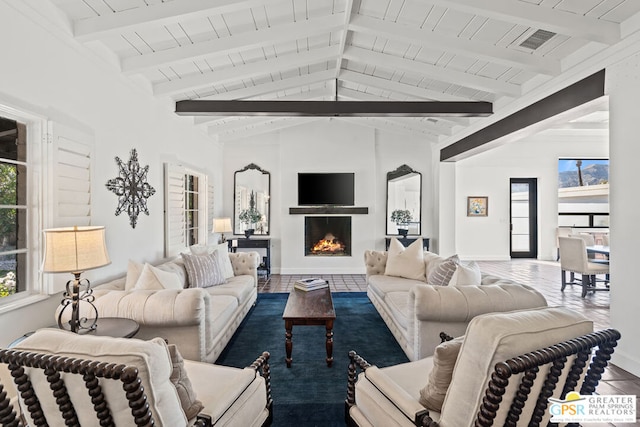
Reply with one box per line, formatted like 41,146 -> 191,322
213,218 -> 233,233
42,226 -> 111,273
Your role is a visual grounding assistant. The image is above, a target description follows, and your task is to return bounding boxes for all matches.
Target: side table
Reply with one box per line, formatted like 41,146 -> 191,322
9,317 -> 140,348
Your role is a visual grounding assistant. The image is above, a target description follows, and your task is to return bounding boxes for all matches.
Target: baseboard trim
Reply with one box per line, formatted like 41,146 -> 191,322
612,350 -> 640,379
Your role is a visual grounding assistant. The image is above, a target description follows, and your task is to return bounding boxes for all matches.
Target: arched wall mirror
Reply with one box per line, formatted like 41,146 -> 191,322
386,164 -> 421,236
234,163 -> 270,235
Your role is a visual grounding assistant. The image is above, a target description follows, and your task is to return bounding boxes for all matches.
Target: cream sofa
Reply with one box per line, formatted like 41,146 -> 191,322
88,251 -> 260,363
364,250 -> 548,361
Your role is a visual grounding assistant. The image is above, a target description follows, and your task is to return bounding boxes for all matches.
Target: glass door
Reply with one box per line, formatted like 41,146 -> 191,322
510,178 -> 538,258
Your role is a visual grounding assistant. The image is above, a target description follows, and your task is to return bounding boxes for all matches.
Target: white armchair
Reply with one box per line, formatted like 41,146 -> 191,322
1,328 -> 273,426
559,236 -> 610,297
345,307 -> 620,427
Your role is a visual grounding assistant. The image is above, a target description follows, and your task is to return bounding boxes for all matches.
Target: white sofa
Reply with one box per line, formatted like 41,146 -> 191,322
364,249 -> 548,361
88,251 -> 260,363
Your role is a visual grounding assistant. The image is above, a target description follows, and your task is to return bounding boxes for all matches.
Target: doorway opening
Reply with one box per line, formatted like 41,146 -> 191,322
510,178 -> 538,258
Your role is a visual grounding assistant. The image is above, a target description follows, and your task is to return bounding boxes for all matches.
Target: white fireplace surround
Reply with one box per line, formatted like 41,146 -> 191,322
223,120 -> 434,275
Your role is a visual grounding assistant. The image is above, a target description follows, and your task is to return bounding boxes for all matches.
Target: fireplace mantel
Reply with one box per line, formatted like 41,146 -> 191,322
289,207 -> 368,215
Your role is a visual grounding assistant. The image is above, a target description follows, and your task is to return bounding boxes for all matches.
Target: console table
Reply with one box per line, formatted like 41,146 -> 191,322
229,238 -> 271,281
385,237 -> 430,251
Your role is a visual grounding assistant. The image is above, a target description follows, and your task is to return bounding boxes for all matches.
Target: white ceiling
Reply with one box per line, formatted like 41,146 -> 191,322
47,0 -> 638,145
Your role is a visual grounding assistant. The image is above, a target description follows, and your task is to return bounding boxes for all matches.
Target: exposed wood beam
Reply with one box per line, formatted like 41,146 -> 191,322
440,70 -> 605,161
195,86 -> 332,125
436,0 -> 620,45
337,86 -> 471,126
338,88 -> 453,135
349,15 -> 560,76
122,13 -> 344,74
334,0 -> 354,92
74,0 -> 280,42
339,69 -> 476,102
343,46 -> 521,97
175,99 -> 492,117
154,45 -> 340,96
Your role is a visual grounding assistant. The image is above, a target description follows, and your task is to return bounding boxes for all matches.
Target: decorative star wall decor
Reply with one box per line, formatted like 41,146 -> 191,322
105,148 -> 156,228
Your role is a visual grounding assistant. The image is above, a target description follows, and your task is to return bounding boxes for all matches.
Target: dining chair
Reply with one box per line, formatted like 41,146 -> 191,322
558,236 -> 610,297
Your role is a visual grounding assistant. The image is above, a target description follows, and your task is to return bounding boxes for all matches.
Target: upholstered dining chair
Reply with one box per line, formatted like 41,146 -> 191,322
559,236 -> 610,297
345,306 -> 620,427
0,328 -> 273,427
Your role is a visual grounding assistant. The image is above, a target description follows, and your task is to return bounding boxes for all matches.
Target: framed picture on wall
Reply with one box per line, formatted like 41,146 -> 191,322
467,196 -> 488,217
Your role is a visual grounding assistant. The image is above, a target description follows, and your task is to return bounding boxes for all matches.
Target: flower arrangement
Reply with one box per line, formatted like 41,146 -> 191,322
0,271 -> 16,297
390,209 -> 412,225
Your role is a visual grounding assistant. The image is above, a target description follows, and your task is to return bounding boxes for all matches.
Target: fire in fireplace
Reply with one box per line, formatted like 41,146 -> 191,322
305,216 -> 351,256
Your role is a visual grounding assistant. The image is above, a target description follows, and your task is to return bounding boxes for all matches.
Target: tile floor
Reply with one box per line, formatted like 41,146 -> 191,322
259,259 -> 638,426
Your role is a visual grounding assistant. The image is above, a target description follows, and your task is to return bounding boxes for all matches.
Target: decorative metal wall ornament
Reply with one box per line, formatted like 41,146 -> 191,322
105,148 -> 156,228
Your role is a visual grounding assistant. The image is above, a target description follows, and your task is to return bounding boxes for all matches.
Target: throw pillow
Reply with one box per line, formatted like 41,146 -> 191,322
450,261 -> 482,286
426,255 -> 460,286
214,243 -> 235,279
133,263 -> 182,291
167,344 -> 204,420
182,251 -> 226,288
124,259 -> 144,291
384,238 -> 426,281
419,335 -> 465,411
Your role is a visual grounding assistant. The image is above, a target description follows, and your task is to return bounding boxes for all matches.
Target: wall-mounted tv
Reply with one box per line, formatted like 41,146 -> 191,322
298,173 -> 355,206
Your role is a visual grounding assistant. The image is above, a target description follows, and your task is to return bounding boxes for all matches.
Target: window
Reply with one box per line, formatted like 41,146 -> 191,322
0,117 -> 26,299
164,163 -> 208,257
185,173 -> 200,247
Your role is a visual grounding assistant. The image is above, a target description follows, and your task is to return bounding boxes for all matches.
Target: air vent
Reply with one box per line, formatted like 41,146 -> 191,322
520,29 -> 556,50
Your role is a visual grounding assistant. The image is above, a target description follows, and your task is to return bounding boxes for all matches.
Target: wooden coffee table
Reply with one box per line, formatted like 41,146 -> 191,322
282,286 -> 336,368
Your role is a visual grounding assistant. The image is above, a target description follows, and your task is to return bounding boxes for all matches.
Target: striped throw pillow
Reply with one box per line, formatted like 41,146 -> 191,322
181,251 -> 226,288
427,255 -> 460,286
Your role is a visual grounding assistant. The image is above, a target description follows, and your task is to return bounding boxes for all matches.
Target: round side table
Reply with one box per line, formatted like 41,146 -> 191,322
9,317 -> 140,348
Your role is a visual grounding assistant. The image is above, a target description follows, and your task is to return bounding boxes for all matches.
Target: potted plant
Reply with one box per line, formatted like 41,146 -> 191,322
239,191 -> 262,238
390,209 -> 412,237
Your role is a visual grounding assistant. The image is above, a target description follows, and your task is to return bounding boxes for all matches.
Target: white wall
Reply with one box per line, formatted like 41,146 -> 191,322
0,2 -> 223,345
451,133 -> 608,261
222,119 -> 434,273
607,51 -> 640,377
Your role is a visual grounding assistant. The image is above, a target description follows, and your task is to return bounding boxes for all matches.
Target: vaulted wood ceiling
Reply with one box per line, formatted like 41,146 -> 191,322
49,0 -> 639,145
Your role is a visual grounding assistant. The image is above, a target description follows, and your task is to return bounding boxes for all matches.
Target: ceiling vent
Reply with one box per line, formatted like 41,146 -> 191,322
520,29 -> 556,50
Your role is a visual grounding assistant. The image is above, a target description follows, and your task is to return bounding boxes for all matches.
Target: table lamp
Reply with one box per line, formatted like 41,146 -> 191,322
42,226 -> 111,333
213,217 -> 233,243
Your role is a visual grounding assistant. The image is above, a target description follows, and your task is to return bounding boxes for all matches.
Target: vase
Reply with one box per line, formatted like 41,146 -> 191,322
397,227 -> 409,237
244,229 -> 254,239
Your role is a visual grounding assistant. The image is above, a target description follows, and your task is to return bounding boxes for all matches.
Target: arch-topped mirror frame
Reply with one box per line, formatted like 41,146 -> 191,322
234,163 -> 270,235
386,164 -> 421,236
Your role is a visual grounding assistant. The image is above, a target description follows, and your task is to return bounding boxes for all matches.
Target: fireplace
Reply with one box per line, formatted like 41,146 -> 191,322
305,216 -> 351,256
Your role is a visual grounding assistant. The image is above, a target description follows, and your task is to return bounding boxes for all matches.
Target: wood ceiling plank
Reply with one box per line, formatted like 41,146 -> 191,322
123,13 -> 345,74
74,0 -> 282,42
434,0 -> 620,45
343,46 -> 522,97
154,45 -> 341,96
349,14 -> 561,76
339,69 -> 475,102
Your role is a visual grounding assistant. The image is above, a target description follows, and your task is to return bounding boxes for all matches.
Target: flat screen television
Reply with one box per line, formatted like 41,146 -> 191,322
298,173 -> 355,206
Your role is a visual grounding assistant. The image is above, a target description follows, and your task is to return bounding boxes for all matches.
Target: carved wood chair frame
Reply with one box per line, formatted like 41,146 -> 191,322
0,349 -> 273,427
345,328 -> 621,427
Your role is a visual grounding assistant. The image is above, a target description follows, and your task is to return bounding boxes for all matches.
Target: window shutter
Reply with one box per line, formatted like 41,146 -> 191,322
208,182 -> 215,240
46,122 -> 95,294
164,163 -> 186,257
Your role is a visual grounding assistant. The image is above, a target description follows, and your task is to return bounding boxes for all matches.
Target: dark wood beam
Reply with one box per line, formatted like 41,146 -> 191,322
175,100 -> 492,117
440,69 -> 606,161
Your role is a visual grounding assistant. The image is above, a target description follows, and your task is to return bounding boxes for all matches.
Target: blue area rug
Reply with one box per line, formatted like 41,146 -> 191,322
216,292 -> 409,427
